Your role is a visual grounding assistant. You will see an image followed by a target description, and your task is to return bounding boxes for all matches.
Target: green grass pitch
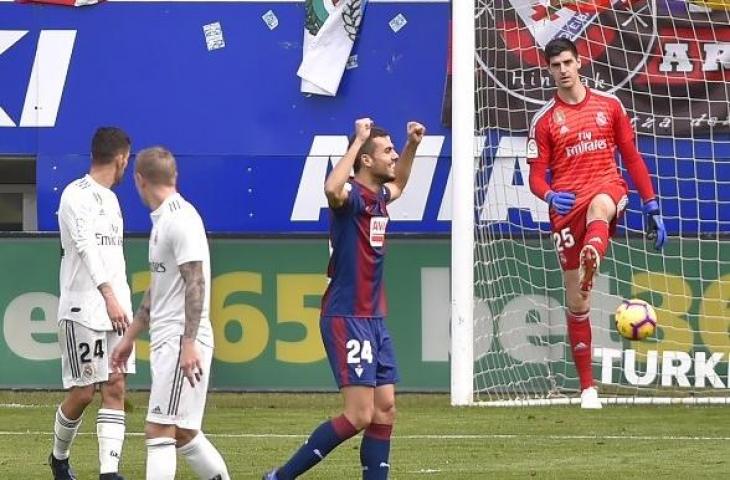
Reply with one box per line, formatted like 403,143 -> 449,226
0,391 -> 728,479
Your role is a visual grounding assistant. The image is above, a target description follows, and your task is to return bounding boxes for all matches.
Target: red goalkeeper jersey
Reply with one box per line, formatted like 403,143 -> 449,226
527,87 -> 655,208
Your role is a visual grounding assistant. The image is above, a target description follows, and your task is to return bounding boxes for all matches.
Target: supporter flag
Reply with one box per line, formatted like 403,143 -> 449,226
298,0 -> 368,96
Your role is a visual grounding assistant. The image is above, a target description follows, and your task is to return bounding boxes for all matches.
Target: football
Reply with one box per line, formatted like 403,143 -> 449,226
614,299 -> 657,340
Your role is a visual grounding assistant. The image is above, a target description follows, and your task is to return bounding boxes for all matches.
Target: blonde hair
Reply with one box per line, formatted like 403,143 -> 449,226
135,146 -> 177,186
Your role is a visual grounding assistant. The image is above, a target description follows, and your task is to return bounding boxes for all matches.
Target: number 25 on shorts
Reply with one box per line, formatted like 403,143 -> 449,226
552,227 -> 575,252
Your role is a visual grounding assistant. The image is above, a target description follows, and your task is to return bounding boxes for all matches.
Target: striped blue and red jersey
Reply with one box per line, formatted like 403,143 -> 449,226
321,180 -> 390,318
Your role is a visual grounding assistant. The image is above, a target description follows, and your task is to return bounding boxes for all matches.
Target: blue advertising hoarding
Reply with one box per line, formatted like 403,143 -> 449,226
1,0 -> 729,235
0,1 -> 453,233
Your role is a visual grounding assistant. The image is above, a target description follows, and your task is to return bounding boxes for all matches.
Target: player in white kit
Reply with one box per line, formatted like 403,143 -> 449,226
50,127 -> 135,480
111,146 -> 230,480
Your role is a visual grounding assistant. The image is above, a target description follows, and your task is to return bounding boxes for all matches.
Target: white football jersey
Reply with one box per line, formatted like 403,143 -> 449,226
58,174 -> 132,331
148,193 -> 213,349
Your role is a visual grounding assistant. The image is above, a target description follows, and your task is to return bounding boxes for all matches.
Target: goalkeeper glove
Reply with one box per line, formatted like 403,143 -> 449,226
643,199 -> 667,251
545,191 -> 576,216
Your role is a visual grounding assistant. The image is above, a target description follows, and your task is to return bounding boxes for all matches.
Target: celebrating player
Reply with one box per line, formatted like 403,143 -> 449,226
111,147 -> 230,480
50,127 -> 134,480
264,118 -> 426,479
527,38 -> 667,409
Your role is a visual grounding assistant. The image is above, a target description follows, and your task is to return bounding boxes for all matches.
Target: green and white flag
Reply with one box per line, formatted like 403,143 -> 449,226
298,0 -> 367,96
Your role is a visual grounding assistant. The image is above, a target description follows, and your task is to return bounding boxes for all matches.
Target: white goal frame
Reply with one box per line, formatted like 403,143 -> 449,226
450,0 -> 476,407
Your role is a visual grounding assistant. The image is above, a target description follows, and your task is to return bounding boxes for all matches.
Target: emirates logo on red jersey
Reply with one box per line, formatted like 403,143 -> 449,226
565,131 -> 608,157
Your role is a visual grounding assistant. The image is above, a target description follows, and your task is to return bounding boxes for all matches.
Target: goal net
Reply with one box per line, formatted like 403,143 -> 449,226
454,0 -> 730,405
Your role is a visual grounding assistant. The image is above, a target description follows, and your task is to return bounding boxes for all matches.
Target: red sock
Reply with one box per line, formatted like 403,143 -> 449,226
584,220 -> 609,259
567,310 -> 594,390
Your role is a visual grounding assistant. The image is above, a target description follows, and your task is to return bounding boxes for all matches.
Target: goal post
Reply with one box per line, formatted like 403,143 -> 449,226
451,0 -> 730,406
450,0 -> 476,406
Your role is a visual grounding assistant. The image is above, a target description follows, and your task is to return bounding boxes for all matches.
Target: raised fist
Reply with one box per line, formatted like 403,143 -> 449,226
407,121 -> 426,144
354,118 -> 374,142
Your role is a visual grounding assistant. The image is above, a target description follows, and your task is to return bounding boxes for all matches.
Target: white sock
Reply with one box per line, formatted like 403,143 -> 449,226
53,406 -> 82,460
177,432 -> 230,480
97,408 -> 125,474
145,437 -> 177,480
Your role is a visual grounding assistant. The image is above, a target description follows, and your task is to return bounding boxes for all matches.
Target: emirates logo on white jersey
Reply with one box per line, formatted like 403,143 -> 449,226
370,217 -> 388,247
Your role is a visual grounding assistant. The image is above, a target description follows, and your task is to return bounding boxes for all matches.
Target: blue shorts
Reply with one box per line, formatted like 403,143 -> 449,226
320,316 -> 400,389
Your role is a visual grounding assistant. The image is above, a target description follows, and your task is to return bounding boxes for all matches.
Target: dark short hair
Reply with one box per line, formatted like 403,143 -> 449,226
349,126 -> 390,173
91,127 -> 131,165
543,37 -> 579,63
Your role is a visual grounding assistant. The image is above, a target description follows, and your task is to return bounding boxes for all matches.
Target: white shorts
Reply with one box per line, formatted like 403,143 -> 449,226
59,320 -> 136,389
146,337 -> 213,431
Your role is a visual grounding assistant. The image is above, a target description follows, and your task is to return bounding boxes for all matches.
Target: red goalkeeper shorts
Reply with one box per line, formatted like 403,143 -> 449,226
550,181 -> 628,271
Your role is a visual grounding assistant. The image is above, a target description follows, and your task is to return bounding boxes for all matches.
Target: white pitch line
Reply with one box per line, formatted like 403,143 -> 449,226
0,431 -> 727,441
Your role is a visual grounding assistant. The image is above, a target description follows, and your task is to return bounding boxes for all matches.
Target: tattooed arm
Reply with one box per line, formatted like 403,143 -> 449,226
179,261 -> 205,341
179,261 -> 206,386
134,288 -> 151,329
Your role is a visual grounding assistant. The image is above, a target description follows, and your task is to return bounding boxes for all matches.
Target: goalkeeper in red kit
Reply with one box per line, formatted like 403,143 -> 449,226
527,38 -> 667,409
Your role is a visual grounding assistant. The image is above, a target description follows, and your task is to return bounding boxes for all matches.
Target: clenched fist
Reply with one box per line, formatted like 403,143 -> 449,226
354,118 -> 374,142
407,121 -> 426,144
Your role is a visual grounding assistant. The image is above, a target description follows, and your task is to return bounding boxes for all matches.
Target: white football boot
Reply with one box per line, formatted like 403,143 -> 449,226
580,386 -> 603,409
